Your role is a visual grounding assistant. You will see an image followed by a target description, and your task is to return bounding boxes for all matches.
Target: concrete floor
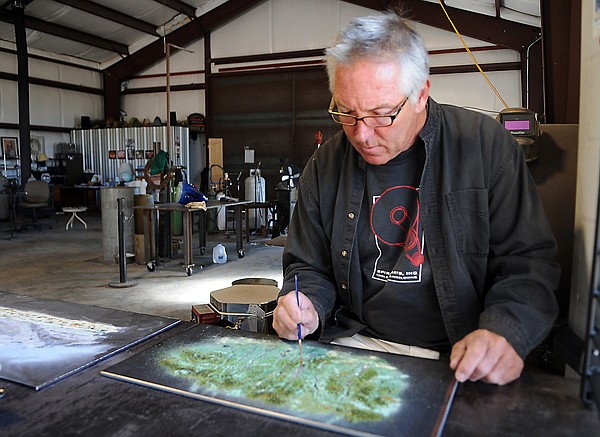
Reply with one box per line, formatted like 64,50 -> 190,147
0,210 -> 284,322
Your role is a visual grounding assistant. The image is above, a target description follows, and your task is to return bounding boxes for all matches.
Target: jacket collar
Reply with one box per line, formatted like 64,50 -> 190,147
419,97 -> 439,149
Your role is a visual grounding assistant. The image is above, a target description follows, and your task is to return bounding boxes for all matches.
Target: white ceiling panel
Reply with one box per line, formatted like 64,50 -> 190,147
444,0 -> 496,17
500,8 -> 541,27
26,4 -> 144,46
503,0 -> 540,17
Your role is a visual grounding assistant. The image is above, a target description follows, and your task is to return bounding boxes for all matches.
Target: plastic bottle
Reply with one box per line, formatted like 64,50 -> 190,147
212,243 -> 227,264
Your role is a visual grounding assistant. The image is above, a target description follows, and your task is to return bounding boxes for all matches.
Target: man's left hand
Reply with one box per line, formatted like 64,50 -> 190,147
449,329 -> 524,385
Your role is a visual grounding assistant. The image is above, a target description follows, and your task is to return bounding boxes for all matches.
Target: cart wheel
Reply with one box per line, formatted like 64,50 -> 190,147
147,261 -> 156,272
186,266 -> 193,276
237,249 -> 245,259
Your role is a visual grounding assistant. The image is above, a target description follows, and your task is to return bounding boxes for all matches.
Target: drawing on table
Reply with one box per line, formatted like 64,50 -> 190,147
159,336 -> 408,423
0,291 -> 180,390
103,324 -> 457,437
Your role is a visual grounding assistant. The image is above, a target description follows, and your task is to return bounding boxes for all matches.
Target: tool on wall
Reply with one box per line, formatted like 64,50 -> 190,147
439,0 -> 542,162
496,107 -> 541,162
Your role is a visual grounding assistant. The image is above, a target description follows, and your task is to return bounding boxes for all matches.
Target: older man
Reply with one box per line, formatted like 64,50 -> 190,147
273,11 -> 559,385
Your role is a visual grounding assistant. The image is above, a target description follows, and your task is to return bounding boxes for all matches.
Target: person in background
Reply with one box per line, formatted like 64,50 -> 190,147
272,11 -> 559,385
314,130 -> 323,148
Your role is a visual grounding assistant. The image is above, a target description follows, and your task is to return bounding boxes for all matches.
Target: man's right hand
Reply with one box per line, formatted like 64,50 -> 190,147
272,290 -> 319,340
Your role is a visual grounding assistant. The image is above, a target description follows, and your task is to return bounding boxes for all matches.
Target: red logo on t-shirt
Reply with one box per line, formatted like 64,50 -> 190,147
370,185 -> 424,267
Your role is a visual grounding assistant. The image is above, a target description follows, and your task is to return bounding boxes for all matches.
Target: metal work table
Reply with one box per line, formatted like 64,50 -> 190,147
58,184 -> 102,210
135,200 -> 251,276
0,322 -> 597,436
197,199 -> 252,256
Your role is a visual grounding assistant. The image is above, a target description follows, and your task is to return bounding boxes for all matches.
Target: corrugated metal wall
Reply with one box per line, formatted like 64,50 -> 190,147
70,126 -> 189,183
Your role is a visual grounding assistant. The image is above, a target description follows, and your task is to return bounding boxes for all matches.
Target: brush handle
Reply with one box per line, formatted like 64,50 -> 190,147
294,274 -> 301,340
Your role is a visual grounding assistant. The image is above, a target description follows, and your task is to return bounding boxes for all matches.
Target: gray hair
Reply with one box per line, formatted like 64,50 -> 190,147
325,12 -> 430,104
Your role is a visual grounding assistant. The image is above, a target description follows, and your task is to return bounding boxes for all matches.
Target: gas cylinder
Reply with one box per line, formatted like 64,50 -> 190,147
215,191 -> 226,230
245,168 -> 266,229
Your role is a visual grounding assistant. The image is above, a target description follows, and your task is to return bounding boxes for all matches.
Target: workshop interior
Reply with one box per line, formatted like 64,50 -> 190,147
0,1 -> 599,435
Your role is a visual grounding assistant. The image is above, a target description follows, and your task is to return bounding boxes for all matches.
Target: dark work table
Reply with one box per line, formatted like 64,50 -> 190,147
1,322 -> 597,437
56,184 -> 102,210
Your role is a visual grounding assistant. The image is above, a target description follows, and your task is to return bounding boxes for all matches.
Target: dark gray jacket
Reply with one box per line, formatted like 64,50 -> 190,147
281,98 -> 560,359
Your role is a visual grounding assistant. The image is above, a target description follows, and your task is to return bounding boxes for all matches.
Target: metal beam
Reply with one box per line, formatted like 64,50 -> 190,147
0,0 -> 35,11
13,1 -> 31,184
104,0 -> 265,119
540,0 -> 581,123
53,0 -> 158,36
0,71 -> 104,95
494,0 -> 502,18
152,0 -> 196,19
0,13 -> 129,55
0,122 -> 71,133
26,15 -> 129,55
0,45 -> 101,72
105,0 -> 264,81
342,0 -> 540,50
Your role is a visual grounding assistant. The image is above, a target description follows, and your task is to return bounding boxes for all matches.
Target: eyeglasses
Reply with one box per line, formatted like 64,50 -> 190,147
328,96 -> 409,127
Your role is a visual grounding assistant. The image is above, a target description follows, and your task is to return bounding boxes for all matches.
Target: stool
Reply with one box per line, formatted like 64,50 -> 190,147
63,206 -> 87,230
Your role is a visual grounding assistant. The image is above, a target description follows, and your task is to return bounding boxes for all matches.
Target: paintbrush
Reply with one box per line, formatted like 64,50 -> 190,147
295,274 -> 303,366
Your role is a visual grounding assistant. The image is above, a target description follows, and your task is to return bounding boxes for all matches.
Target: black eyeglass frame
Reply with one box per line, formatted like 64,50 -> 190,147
327,96 -> 410,127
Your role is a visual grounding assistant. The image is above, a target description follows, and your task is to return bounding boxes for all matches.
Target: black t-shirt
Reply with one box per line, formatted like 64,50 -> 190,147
357,139 -> 450,351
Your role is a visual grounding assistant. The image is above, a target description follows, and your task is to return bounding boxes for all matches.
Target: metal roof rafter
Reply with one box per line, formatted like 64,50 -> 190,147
152,0 -> 196,19
53,0 -> 159,36
0,13 -> 129,55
